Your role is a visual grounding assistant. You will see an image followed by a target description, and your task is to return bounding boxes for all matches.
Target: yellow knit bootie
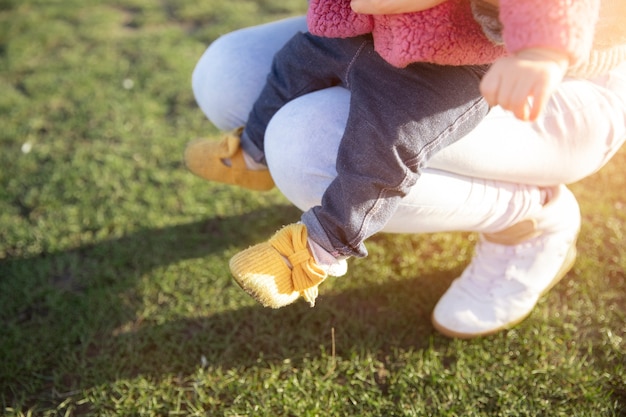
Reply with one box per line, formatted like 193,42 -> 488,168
229,224 -> 327,308
184,128 -> 275,191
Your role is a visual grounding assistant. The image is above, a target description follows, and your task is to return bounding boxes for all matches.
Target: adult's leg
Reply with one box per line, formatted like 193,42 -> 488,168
191,16 -> 307,131
428,65 -> 626,185
265,87 -> 546,236
266,63 -> 626,229
265,87 -> 581,338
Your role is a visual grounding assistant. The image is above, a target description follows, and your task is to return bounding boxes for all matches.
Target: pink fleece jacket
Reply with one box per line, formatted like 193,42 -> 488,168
307,0 -> 505,67
307,0 -> 599,69
498,0 -> 599,66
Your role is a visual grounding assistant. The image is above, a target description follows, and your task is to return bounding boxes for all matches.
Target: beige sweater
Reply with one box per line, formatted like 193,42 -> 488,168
472,0 -> 626,78
570,0 -> 626,78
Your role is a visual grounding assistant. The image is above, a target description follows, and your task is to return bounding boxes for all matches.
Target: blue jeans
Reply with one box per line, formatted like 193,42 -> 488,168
240,32 -> 489,257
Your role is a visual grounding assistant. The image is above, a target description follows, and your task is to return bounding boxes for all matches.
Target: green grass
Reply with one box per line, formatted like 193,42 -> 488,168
1,0 -> 625,415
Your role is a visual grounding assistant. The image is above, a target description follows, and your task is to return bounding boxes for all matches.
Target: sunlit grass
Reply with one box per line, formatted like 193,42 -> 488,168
1,1 -> 624,415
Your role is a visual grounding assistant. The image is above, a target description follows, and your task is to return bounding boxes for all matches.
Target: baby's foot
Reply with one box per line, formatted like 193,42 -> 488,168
184,128 -> 275,191
229,223 -> 347,308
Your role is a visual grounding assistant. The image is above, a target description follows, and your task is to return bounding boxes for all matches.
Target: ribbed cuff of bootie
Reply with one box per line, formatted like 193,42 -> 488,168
229,224 -> 329,308
183,128 -> 275,191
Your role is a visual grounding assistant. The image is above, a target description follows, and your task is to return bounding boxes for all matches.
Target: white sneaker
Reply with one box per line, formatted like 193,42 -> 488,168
432,185 -> 581,338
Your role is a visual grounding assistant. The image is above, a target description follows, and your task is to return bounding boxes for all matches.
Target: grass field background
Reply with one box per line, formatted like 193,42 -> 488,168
1,0 -> 625,415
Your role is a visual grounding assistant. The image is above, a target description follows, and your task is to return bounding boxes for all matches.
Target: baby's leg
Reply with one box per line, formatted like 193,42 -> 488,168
240,33 -> 375,164
299,59 -> 489,258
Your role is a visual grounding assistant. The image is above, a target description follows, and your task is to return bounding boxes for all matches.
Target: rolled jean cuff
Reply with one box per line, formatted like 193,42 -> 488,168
301,210 -> 365,258
240,130 -> 267,165
301,210 -> 339,256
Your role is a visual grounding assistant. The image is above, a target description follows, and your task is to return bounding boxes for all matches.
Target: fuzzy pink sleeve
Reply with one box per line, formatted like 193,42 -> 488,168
371,0 -> 506,67
499,0 -> 600,64
307,0 -> 373,38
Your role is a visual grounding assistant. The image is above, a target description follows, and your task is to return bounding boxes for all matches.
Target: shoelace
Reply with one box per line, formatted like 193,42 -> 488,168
464,236 -> 545,289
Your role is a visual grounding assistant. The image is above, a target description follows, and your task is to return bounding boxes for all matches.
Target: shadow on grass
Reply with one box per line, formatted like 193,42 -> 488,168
0,204 -> 458,406
108,268 -> 456,369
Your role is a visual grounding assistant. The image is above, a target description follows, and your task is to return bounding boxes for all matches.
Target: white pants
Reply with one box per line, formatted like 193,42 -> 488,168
193,17 -> 626,235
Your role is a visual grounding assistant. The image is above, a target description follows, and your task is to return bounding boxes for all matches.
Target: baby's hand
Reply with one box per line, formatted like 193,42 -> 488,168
480,48 -> 569,121
350,0 -> 445,15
